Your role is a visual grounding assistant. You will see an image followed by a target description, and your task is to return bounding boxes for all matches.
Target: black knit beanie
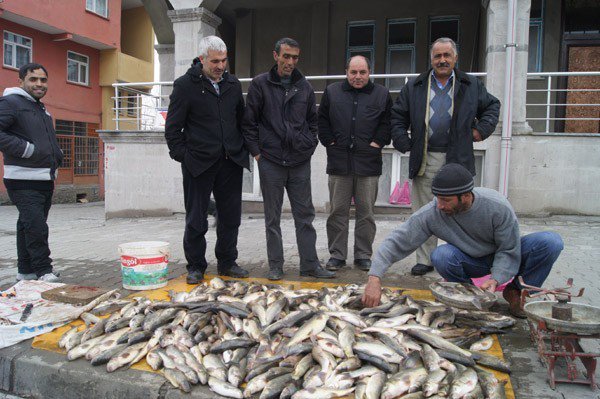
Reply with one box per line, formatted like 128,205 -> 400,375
431,163 -> 474,196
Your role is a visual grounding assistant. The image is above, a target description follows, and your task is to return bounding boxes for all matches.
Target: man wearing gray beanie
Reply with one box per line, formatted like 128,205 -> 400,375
362,164 -> 564,318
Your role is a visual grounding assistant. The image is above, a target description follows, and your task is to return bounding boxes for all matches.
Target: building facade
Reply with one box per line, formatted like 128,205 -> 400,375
99,0 -> 600,216
0,0 -> 154,203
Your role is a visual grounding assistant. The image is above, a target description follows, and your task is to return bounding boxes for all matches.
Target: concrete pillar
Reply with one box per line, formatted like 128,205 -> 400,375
479,0 -> 532,189
484,0 -> 532,135
167,7 -> 222,78
154,44 -> 174,107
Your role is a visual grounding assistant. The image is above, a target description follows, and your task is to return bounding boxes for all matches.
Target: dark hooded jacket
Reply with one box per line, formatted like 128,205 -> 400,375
391,68 -> 500,179
242,65 -> 318,167
0,87 -> 63,189
165,59 -> 249,177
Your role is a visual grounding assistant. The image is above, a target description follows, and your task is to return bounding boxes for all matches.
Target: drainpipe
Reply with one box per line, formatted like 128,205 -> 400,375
498,0 -> 517,197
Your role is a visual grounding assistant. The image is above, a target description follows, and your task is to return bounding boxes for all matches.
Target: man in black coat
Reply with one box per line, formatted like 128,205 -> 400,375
392,37 -> 500,276
165,36 -> 249,284
318,55 -> 392,273
0,63 -> 63,283
242,37 -> 334,281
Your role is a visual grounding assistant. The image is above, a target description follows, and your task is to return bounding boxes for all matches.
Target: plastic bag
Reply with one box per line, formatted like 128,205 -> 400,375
389,180 -> 411,205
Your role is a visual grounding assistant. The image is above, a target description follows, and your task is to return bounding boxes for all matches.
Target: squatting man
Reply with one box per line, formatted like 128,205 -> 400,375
362,163 -> 564,318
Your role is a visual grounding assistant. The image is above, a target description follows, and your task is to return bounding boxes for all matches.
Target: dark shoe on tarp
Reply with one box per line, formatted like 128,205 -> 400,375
410,263 -> 434,276
354,259 -> 372,271
186,270 -> 204,285
503,285 -> 527,319
218,264 -> 249,278
267,267 -> 284,281
300,266 -> 336,279
325,258 -> 346,271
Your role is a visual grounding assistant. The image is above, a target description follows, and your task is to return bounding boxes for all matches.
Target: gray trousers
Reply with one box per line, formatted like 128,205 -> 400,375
327,174 -> 379,261
258,158 -> 320,272
411,151 -> 445,266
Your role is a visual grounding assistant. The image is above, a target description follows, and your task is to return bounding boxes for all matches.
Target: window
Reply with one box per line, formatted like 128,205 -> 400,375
528,0 -> 544,72
86,0 -> 108,18
67,51 -> 89,85
346,22 -> 375,69
429,17 -> 460,67
55,120 -> 99,175
3,31 -> 32,69
386,19 -> 416,90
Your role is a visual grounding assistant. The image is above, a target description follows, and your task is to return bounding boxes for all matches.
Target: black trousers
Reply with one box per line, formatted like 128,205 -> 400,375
7,189 -> 54,277
182,157 -> 243,273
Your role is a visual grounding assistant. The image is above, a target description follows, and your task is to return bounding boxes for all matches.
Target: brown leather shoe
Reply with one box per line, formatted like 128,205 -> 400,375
503,285 -> 527,319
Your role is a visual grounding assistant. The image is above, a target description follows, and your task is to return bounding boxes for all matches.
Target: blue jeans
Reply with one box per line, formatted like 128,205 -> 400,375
431,232 -> 564,289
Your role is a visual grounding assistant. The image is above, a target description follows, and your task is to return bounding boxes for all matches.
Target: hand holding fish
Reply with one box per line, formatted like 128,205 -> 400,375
480,278 -> 498,293
362,275 -> 382,308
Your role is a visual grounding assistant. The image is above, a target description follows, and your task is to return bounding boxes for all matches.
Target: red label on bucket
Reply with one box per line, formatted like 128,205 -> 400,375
121,255 -> 168,267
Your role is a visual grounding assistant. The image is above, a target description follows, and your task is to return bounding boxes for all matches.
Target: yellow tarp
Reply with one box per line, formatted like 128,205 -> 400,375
32,275 -> 514,398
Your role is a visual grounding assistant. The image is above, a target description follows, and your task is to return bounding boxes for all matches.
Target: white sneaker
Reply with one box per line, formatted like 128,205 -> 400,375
16,273 -> 38,281
39,273 -> 61,283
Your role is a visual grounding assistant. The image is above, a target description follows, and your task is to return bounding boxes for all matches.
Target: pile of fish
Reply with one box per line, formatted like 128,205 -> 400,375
59,278 -> 515,399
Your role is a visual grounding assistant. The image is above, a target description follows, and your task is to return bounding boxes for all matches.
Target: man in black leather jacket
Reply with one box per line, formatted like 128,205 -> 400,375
165,36 -> 249,284
0,63 -> 63,282
243,37 -> 334,281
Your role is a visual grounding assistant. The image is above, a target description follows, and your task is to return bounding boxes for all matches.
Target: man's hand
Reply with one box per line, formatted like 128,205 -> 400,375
254,154 -> 261,161
472,129 -> 482,142
362,275 -> 382,308
480,278 -> 498,293
369,141 -> 381,149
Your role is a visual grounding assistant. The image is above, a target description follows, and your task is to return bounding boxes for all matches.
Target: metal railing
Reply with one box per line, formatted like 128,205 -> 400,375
525,71 -> 600,135
113,72 -> 600,135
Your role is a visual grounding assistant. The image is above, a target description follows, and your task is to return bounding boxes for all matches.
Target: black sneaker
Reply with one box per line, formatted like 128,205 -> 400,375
267,267 -> 283,281
325,258 -> 346,271
410,263 -> 434,276
354,259 -> 371,271
300,266 -> 336,279
186,270 -> 204,284
218,264 -> 249,278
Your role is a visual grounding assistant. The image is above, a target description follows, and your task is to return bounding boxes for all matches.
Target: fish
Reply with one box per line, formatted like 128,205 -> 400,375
381,367 -> 428,399
259,373 -> 293,399
208,376 -> 243,398
475,367 -> 507,399
163,368 -> 191,393
290,387 -> 355,399
354,341 -> 405,364
287,313 -> 329,347
471,351 -> 511,374
364,371 -> 386,399
430,282 -> 488,310
106,342 -> 147,372
469,336 -> 494,352
422,368 -> 447,397
449,367 -> 478,398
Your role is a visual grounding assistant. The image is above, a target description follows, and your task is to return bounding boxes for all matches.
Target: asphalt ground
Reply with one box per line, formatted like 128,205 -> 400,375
1,202 -> 600,398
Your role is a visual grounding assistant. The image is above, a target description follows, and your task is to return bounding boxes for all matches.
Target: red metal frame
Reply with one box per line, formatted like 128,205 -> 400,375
521,277 -> 599,390
528,319 -> 599,389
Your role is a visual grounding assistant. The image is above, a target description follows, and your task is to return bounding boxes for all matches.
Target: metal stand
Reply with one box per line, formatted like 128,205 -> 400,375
520,277 -> 599,389
528,319 -> 599,389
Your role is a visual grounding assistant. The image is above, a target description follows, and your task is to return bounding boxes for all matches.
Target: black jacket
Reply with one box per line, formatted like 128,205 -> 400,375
0,88 -> 63,183
391,68 -> 500,179
242,65 -> 318,167
165,59 -> 249,177
318,80 -> 392,176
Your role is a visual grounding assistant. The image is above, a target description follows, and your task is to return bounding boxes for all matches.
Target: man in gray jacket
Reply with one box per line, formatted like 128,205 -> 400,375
0,63 -> 63,282
362,164 -> 564,318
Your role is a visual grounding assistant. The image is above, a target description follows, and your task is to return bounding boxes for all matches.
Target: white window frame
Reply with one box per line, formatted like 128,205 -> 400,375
67,51 -> 89,86
3,30 -> 33,69
86,0 -> 108,18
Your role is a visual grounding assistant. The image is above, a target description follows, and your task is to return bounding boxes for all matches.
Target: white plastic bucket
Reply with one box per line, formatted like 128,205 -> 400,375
118,241 -> 170,290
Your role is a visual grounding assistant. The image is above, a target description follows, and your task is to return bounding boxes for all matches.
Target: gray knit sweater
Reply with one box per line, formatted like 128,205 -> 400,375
369,187 -> 520,284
